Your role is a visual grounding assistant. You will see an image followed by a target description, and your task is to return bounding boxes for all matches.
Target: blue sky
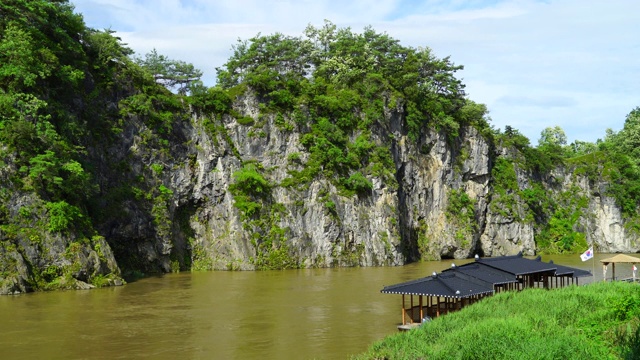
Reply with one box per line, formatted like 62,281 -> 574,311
71,0 -> 639,144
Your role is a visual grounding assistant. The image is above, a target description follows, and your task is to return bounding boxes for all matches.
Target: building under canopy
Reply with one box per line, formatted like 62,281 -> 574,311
381,253 -> 591,326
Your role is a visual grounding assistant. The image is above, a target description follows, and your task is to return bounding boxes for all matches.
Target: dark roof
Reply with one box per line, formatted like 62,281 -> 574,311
547,260 -> 592,278
476,253 -> 557,276
443,262 -> 518,285
382,253 -> 593,298
381,271 -> 494,299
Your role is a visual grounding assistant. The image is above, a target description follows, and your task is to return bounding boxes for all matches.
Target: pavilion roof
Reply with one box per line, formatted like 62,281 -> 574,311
476,253 -> 557,276
600,254 -> 640,264
382,253 -> 592,298
547,260 -> 592,278
442,262 -> 518,285
381,271 -> 494,299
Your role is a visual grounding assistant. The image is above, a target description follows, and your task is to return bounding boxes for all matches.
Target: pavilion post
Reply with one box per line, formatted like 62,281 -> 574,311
613,264 -> 616,281
419,296 -> 423,321
410,295 -> 414,322
402,294 -> 405,325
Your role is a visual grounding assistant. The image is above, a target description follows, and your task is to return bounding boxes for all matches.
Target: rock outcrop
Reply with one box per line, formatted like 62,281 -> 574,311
89,92 -> 640,274
2,92 -> 638,295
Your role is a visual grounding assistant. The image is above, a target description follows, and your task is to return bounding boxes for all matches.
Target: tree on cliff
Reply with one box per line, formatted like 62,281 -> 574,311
605,107 -> 640,167
598,107 -> 640,216
136,49 -> 203,95
215,21 -> 474,142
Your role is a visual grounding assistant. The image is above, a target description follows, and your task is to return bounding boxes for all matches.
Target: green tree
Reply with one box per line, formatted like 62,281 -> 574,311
566,140 -> 596,157
84,29 -> 134,88
136,49 -> 203,94
607,107 -> 640,167
538,126 -> 567,147
0,23 -> 51,90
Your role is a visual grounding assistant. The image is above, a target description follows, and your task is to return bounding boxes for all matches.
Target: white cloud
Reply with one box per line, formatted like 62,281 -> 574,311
71,0 -> 640,143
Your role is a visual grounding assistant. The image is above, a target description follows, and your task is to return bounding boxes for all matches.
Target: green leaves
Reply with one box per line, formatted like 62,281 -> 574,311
218,21 -> 468,140
231,164 -> 271,197
535,187 -> 589,254
22,150 -> 92,203
0,23 -> 48,90
229,164 -> 272,218
344,172 -> 373,194
136,49 -> 203,94
45,201 -> 82,233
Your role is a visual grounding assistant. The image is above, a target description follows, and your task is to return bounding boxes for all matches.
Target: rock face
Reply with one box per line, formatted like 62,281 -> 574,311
2,91 -> 639,294
562,170 -> 639,252
90,92 -> 640,274
0,184 -> 121,294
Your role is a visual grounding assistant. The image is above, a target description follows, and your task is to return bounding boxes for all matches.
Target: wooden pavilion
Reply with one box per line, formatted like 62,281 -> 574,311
381,253 -> 592,327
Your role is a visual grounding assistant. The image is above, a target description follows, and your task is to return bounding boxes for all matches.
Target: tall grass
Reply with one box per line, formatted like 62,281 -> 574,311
355,281 -> 640,359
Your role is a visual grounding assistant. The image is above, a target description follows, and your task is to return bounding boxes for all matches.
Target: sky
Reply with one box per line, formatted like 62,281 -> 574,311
71,0 -> 639,144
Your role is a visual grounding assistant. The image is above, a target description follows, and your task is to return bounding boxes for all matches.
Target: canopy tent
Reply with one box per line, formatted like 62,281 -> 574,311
600,254 -> 640,281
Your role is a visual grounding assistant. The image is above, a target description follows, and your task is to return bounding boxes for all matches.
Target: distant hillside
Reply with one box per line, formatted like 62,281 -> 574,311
1,1 -> 639,294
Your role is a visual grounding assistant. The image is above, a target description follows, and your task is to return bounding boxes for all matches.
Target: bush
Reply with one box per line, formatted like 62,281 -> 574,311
229,164 -> 271,218
236,115 -> 255,126
344,172 -> 373,194
45,201 -> 82,233
230,164 -> 270,197
190,86 -> 232,114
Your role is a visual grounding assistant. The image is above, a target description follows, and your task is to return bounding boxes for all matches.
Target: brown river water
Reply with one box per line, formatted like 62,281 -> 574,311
0,253 -> 632,359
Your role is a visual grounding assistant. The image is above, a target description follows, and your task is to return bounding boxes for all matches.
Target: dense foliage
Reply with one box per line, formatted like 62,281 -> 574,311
356,281 -> 640,359
215,21 -> 490,194
0,0 -> 201,282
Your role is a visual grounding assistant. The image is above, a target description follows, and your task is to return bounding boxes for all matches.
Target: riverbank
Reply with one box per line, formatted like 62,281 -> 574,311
355,281 -> 640,359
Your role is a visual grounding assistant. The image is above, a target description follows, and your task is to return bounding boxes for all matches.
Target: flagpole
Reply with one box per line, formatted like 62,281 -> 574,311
592,242 -> 595,282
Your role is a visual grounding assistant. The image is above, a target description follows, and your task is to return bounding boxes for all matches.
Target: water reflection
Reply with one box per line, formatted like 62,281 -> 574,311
0,254 -> 634,359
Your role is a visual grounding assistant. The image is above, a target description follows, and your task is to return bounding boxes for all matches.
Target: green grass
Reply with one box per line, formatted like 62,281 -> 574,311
355,281 -> 640,360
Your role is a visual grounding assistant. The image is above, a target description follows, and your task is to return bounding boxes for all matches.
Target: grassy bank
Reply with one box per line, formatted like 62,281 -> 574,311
355,281 -> 640,359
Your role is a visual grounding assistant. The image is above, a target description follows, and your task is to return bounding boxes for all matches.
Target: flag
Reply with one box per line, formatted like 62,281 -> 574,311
580,247 -> 593,262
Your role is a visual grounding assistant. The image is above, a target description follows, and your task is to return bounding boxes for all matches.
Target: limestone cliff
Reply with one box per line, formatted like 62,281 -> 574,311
2,88 -> 639,294
89,91 -> 639,275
